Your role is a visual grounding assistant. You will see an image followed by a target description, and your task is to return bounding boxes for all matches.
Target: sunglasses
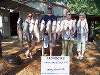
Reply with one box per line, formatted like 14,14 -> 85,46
67,14 -> 71,15
28,16 -> 32,17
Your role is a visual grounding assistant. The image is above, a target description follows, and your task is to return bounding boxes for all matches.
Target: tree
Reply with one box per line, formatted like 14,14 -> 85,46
47,0 -> 100,15
67,0 -> 100,15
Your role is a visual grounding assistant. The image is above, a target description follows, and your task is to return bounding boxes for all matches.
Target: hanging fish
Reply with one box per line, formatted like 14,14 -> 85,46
40,20 -> 45,32
46,20 -> 52,33
56,20 -> 61,33
34,19 -> 40,42
52,20 -> 57,33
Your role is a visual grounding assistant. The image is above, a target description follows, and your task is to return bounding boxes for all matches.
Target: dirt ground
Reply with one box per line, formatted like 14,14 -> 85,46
0,36 -> 100,75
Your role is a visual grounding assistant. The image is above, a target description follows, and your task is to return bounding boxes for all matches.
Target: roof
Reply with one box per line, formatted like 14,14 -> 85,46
0,0 -> 44,14
14,0 -> 69,10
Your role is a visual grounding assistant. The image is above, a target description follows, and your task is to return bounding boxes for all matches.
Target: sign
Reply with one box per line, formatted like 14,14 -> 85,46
41,56 -> 70,75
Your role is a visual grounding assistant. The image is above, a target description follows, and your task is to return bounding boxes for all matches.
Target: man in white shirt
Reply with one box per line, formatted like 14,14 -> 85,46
23,13 -> 35,58
77,13 -> 88,60
61,12 -> 76,57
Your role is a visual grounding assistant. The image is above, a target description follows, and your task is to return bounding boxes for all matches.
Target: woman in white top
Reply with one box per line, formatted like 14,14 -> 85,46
61,12 -> 76,56
77,13 -> 88,59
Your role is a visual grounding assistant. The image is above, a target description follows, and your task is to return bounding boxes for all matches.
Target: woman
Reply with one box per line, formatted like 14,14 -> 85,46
61,12 -> 76,57
77,13 -> 88,60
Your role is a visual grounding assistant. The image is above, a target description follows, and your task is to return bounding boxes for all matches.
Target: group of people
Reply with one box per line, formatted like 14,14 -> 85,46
17,13 -> 40,58
17,9 -> 88,60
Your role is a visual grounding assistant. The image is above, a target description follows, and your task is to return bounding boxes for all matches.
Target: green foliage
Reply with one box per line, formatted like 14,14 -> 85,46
48,0 -> 100,15
67,0 -> 100,15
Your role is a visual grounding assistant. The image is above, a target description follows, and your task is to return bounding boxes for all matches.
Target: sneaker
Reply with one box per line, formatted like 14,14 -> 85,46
29,52 -> 33,58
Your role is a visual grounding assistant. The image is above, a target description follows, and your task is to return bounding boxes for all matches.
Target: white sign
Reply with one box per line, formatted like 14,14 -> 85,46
41,56 -> 70,75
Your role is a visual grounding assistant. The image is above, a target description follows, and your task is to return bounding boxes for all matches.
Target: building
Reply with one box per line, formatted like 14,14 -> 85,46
0,0 -> 43,38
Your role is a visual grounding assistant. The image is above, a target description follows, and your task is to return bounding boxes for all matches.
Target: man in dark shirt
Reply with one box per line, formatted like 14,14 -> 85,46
40,9 -> 57,56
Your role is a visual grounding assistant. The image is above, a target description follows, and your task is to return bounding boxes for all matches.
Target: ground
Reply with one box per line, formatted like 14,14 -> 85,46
0,35 -> 100,75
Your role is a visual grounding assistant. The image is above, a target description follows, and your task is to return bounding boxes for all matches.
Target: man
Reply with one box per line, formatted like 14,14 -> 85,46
23,13 -> 35,58
40,9 -> 57,56
77,13 -> 88,60
61,12 -> 76,57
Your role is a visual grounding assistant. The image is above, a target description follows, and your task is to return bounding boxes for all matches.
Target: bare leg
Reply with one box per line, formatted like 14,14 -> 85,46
50,46 -> 53,56
62,40 -> 68,56
61,40 -> 65,56
68,41 -> 73,58
77,41 -> 82,59
25,32 -> 33,58
42,46 -> 44,56
53,33 -> 56,46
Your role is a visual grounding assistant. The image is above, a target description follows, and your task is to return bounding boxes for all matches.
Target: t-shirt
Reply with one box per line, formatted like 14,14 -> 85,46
77,19 -> 88,35
23,18 -> 35,33
61,19 -> 76,40
41,15 -> 57,25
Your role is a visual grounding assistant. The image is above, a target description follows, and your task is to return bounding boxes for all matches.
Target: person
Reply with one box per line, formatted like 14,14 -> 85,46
60,12 -> 76,57
23,13 -> 34,58
17,17 -> 24,50
77,13 -> 88,60
40,9 -> 57,56
0,31 -> 3,58
88,21 -> 95,49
